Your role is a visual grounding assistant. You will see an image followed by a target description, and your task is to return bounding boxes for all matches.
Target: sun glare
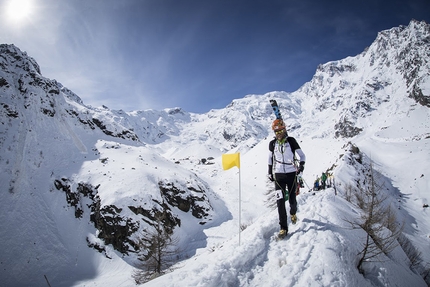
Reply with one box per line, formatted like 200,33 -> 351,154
5,0 -> 34,24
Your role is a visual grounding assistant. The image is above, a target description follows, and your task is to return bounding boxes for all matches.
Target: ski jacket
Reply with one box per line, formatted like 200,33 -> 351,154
268,137 -> 306,174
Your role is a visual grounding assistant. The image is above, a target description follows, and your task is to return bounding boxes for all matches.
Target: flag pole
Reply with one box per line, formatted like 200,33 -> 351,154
221,152 -> 242,245
239,166 -> 241,246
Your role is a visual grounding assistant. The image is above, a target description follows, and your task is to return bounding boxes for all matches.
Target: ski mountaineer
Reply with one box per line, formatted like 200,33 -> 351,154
321,172 -> 328,189
268,119 -> 306,239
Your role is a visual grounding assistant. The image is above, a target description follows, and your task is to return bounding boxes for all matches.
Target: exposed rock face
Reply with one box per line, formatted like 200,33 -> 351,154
334,117 -> 363,138
158,180 -> 211,222
54,179 -> 138,254
53,177 -> 212,254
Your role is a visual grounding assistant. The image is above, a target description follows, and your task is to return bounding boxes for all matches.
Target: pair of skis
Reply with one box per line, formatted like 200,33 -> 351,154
270,99 -> 282,120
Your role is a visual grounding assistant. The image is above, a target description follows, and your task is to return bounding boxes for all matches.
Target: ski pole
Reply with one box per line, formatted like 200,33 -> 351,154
298,174 -> 312,192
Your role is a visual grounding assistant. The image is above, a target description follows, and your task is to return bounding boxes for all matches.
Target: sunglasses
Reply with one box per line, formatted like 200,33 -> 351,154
274,130 -> 284,135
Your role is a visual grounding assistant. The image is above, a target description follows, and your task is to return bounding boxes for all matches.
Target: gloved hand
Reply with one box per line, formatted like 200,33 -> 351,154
268,165 -> 274,181
298,161 -> 305,173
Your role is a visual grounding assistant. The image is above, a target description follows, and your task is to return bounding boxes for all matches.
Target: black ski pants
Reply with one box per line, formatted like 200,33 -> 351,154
274,172 -> 297,230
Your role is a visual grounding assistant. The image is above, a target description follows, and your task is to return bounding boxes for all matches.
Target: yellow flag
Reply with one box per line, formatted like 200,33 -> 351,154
222,153 -> 240,170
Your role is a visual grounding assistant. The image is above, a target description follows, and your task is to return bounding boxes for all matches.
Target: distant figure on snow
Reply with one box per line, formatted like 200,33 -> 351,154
268,119 -> 306,239
321,172 -> 327,189
314,177 -> 320,191
327,173 -> 334,188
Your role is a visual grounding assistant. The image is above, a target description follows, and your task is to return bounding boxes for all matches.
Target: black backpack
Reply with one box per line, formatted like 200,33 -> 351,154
269,137 -> 300,161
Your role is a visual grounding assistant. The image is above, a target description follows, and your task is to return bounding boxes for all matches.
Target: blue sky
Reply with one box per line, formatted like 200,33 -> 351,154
1,0 -> 430,113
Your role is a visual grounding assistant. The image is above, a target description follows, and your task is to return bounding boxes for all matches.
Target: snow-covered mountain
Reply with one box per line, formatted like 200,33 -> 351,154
1,19 -> 429,287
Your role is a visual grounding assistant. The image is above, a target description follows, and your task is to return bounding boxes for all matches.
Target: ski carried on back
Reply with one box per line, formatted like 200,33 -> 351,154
270,99 -> 282,120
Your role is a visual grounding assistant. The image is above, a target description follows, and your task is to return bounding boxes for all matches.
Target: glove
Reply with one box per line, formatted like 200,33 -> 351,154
298,161 -> 305,173
268,165 -> 274,181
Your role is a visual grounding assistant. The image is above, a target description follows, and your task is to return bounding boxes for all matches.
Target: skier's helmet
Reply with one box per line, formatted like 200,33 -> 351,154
272,119 -> 286,131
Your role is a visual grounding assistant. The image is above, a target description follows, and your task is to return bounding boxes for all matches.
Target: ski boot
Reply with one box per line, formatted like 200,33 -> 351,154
291,214 -> 297,224
277,229 -> 288,240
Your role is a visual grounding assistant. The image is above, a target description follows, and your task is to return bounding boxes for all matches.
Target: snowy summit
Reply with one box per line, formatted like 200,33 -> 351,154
0,20 -> 429,287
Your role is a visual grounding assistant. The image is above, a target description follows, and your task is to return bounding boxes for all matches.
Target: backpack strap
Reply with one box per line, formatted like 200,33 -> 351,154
287,137 -> 297,154
270,137 -> 298,154
287,137 -> 300,164
269,137 -> 299,166
269,138 -> 276,152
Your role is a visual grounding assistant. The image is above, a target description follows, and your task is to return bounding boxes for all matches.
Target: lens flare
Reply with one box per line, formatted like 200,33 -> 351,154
5,0 -> 34,24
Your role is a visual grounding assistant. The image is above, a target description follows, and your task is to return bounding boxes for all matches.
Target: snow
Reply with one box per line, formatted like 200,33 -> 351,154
1,20 -> 430,287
